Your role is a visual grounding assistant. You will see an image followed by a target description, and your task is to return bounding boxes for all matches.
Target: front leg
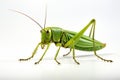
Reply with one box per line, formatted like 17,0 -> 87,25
19,42 -> 41,61
35,43 -> 50,64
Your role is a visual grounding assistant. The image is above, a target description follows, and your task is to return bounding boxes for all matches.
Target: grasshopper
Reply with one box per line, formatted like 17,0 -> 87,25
11,9 -> 113,64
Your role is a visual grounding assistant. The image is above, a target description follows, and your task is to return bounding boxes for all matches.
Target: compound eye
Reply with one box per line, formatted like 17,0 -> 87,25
46,30 -> 49,33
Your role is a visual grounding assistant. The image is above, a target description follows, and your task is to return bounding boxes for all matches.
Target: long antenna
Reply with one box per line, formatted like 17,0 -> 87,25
44,4 -> 47,29
9,9 -> 43,29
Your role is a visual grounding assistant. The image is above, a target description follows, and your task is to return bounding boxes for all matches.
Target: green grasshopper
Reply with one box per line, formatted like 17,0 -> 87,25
11,9 -> 113,64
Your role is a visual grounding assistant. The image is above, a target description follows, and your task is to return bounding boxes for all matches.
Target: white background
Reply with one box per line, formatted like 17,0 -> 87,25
0,0 -> 120,80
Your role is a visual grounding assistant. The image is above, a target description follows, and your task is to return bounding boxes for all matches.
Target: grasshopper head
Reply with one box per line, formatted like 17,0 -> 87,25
40,28 -> 51,44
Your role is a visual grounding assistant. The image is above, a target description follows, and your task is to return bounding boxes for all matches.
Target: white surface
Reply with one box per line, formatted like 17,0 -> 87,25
0,0 -> 120,80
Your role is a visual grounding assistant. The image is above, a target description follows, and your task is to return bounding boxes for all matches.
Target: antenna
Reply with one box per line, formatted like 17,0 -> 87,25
9,9 -> 43,29
44,4 -> 47,29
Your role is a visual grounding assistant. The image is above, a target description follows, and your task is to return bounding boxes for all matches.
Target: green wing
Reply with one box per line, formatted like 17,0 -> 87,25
63,30 -> 106,51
